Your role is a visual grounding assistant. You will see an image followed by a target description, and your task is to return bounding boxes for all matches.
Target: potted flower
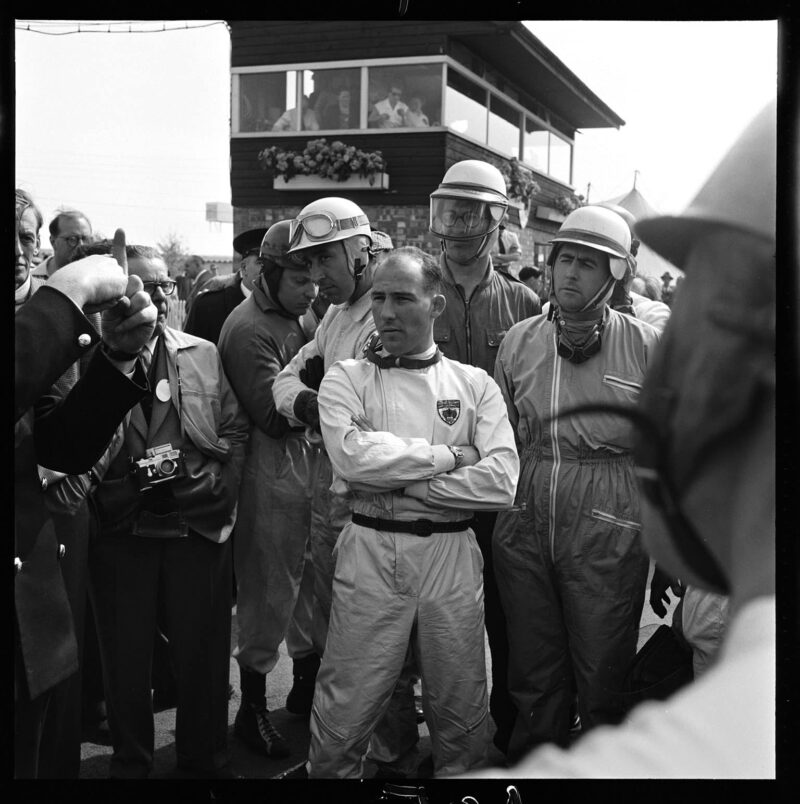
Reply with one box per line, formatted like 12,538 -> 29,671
499,158 -> 541,207
258,138 -> 389,189
553,193 -> 585,216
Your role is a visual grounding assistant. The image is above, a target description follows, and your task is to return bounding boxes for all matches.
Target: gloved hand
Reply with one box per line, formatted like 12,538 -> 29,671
649,564 -> 684,618
299,355 -> 325,392
293,390 -> 320,429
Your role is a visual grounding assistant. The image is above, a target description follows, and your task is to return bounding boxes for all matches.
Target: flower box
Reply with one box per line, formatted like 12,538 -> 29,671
272,172 -> 390,191
535,205 -> 566,223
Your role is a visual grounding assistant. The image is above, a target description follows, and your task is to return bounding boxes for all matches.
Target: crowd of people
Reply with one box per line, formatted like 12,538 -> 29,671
14,99 -> 777,782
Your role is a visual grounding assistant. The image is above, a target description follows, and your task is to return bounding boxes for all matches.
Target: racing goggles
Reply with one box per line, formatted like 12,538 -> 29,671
429,197 -> 505,240
288,212 -> 370,250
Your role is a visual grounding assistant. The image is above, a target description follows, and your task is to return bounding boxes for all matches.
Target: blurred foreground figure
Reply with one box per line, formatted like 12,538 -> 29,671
460,98 -> 776,779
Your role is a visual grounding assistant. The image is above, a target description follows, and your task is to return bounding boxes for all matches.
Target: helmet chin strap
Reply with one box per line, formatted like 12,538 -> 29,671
441,233 -> 491,264
343,239 -> 368,302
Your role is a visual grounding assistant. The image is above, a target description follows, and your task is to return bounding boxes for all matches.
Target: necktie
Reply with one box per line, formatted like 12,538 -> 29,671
364,338 -> 441,370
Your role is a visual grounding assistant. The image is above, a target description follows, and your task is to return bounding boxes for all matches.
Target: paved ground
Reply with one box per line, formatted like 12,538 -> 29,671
79,561 -> 672,784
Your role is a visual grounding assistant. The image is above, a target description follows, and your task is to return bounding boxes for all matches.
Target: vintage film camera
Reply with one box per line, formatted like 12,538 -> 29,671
132,443 -> 185,492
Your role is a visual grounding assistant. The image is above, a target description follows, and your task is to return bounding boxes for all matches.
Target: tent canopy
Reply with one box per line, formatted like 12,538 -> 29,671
601,188 -> 683,283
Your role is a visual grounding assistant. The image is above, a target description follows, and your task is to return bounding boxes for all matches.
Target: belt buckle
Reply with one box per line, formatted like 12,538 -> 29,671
412,518 -> 434,537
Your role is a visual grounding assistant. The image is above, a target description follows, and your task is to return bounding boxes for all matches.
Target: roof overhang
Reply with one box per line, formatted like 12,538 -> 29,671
456,22 -> 625,132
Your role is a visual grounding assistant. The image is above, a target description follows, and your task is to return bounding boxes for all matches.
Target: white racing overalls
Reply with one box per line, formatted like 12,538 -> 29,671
310,349 -> 519,778
492,307 -> 660,759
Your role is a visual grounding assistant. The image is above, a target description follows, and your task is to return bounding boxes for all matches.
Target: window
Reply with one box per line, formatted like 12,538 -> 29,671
240,73 -> 289,132
306,67 -> 361,130
445,69 -> 487,142
549,132 -> 572,184
523,117 -> 549,173
488,95 -> 520,158
367,64 -> 442,128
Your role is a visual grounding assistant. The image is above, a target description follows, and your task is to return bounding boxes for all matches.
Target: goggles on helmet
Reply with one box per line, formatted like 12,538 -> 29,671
288,212 -> 370,251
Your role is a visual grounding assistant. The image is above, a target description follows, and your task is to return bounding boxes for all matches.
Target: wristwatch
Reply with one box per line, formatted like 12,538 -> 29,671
447,445 -> 464,471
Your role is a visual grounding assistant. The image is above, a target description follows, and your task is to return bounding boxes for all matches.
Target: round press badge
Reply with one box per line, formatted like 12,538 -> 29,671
155,379 -> 171,402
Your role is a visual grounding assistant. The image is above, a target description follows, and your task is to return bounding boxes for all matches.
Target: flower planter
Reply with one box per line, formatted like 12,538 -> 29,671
534,205 -> 566,223
273,172 -> 390,191
508,198 -> 531,228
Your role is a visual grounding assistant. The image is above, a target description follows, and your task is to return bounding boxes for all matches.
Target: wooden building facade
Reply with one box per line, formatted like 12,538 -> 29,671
227,20 -> 624,271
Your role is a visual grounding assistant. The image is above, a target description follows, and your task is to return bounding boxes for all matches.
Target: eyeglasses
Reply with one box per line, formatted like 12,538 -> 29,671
288,212 -> 369,249
438,210 -> 485,229
142,280 -> 177,296
390,90 -> 402,97
58,235 -> 89,248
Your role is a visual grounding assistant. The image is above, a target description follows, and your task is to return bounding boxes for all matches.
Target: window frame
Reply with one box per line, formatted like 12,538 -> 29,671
231,54 -> 574,184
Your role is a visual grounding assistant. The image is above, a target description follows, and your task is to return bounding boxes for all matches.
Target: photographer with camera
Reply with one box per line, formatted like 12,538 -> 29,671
87,244 -> 249,779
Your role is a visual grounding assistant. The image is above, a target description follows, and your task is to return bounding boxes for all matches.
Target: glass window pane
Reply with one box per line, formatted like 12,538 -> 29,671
305,68 -> 361,130
240,73 -> 287,132
367,64 -> 443,128
488,95 -> 520,158
523,117 -> 549,173
549,132 -> 572,184
445,69 -> 487,142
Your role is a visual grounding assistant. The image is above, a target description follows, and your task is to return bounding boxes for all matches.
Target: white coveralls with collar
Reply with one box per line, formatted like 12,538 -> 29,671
309,344 -> 519,778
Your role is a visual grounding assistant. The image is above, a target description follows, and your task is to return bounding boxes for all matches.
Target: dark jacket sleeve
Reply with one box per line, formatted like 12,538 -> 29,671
15,285 -> 101,421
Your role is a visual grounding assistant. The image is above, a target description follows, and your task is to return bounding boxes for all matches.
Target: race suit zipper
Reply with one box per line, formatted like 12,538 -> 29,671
548,328 -> 562,564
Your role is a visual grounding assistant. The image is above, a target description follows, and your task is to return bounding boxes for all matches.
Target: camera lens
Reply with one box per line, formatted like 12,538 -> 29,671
159,459 -> 176,476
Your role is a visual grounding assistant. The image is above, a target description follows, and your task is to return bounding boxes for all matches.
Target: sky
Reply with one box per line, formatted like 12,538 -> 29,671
14,19 -> 778,257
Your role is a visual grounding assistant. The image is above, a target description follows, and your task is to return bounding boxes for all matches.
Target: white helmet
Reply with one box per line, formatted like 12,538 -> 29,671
547,205 -> 636,280
429,160 -> 508,241
287,196 -> 372,254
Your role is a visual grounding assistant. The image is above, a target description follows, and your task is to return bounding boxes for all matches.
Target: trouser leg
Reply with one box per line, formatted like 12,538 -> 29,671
472,509 -> 516,752
163,532 -> 232,772
89,533 -> 160,778
494,511 -> 572,760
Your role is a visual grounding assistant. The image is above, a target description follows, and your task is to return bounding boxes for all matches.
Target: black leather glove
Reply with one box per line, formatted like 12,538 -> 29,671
293,390 -> 320,429
298,355 -> 325,392
649,564 -> 684,618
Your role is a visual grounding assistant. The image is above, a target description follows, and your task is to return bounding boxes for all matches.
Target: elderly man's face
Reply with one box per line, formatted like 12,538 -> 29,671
15,207 -> 40,289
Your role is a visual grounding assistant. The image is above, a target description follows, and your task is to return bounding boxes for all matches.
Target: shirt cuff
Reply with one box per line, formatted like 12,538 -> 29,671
432,443 -> 456,474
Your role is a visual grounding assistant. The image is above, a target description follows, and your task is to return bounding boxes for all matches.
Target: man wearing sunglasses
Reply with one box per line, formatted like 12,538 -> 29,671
88,244 -> 249,779
489,204 -> 661,761
461,98 -> 777,780
33,208 -> 93,279
429,159 -> 541,756
184,228 -> 267,345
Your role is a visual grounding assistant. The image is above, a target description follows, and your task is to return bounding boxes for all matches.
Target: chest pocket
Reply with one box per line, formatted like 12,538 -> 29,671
486,329 -> 507,348
601,372 -> 643,404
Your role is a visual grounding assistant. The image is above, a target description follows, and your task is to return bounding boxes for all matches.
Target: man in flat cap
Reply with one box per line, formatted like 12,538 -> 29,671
183,228 -> 266,345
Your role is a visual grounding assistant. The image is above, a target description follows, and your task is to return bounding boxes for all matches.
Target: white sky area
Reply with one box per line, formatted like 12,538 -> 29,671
14,19 -> 778,257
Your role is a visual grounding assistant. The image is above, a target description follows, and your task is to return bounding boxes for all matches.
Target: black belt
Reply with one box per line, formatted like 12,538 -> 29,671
351,512 -> 473,537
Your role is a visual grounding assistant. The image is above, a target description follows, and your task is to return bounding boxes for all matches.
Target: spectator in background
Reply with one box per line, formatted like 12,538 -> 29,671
34,208 -> 93,279
272,96 -> 320,132
369,83 -> 409,128
88,245 -> 249,779
490,212 -> 523,280
184,228 -> 267,345
631,274 -> 662,301
15,193 -> 156,778
318,89 -> 352,130
182,255 -> 214,322
405,96 -> 429,127
518,266 -> 543,296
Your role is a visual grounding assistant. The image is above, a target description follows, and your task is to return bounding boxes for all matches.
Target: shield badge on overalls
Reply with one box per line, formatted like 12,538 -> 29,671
437,399 -> 461,426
